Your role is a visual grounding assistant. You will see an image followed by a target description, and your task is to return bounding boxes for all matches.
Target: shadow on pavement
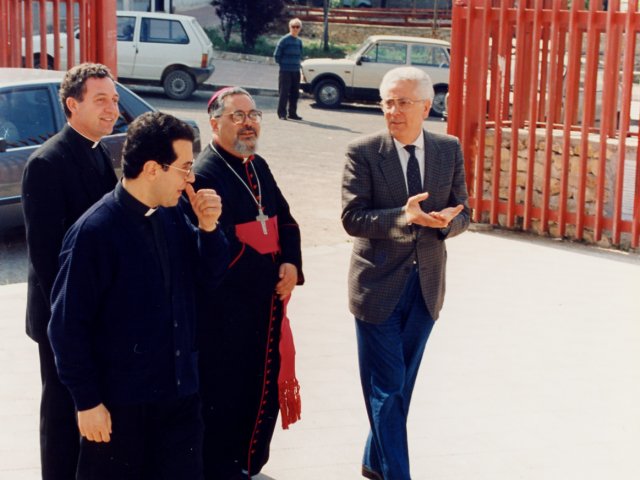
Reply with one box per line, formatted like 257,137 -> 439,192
478,227 -> 640,265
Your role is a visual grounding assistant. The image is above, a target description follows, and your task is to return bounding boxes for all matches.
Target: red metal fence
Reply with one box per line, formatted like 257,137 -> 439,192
448,0 -> 640,249
0,0 -> 117,75
286,5 -> 453,27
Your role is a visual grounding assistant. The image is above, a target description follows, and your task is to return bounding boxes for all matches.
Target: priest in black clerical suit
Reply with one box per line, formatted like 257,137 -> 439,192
21,64 -> 120,480
186,87 -> 304,480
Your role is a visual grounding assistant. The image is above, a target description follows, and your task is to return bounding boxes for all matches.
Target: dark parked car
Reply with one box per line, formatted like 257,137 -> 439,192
0,68 -> 201,232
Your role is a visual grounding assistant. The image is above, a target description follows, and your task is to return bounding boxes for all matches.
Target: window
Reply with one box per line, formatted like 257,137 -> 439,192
362,42 -> 407,65
411,45 -> 449,68
117,16 -> 135,42
367,43 -> 407,65
140,18 -> 189,45
0,88 -> 56,148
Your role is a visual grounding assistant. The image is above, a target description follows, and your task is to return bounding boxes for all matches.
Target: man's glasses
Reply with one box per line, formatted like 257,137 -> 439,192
161,162 -> 194,177
216,110 -> 263,124
291,25 -> 301,29
379,98 -> 426,112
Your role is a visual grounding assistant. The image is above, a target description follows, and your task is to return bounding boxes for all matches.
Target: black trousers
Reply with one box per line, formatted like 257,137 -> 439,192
76,394 -> 204,480
277,70 -> 300,117
38,339 -> 81,480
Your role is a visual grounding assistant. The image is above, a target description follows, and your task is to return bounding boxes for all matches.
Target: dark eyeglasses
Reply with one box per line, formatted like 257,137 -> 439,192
215,110 -> 263,124
291,25 -> 301,29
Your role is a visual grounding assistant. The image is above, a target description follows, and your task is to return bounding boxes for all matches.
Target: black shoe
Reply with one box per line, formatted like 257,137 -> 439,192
278,115 -> 287,120
288,114 -> 303,120
361,465 -> 383,480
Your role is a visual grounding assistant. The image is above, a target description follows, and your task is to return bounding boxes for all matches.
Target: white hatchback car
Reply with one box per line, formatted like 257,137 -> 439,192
300,35 -> 450,116
26,11 -> 215,100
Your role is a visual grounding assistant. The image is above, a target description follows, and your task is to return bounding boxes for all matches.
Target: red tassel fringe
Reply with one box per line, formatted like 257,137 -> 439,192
278,378 -> 301,429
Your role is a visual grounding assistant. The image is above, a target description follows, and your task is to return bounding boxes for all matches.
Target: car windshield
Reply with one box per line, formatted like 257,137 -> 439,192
347,37 -> 374,60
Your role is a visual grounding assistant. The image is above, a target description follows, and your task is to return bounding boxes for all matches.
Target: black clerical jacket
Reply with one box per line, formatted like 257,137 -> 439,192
22,124 -> 117,343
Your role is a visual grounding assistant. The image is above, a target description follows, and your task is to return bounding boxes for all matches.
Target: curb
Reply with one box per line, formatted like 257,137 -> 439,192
201,82 -> 279,98
211,50 -> 276,66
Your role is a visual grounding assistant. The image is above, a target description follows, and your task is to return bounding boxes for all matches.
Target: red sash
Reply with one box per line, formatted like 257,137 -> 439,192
235,214 -> 302,429
278,296 -> 301,429
234,215 -> 279,254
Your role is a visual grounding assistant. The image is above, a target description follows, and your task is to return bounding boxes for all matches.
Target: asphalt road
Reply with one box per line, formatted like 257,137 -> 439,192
0,93 -> 448,285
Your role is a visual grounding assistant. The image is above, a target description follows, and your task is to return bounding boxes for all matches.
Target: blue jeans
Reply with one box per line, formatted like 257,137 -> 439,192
355,267 -> 435,480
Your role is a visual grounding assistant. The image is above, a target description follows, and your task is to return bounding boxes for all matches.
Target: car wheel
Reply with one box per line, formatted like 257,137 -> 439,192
163,70 -> 196,100
430,87 -> 448,118
314,79 -> 343,108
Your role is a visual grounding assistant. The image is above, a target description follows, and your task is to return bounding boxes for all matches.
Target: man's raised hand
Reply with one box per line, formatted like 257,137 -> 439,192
186,184 -> 222,232
405,191 -> 464,228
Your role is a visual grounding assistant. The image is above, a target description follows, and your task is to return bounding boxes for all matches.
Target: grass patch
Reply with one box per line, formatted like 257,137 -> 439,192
205,28 -> 357,59
303,39 -> 357,59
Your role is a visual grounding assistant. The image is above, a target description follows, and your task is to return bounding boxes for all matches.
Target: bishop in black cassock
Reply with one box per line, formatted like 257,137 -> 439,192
188,87 -> 304,480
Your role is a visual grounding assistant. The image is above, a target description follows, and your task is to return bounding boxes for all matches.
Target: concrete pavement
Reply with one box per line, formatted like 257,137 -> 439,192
1,231 -> 639,479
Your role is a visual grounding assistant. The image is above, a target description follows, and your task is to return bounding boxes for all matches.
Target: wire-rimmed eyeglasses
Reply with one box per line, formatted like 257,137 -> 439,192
379,98 -> 426,112
215,110 -> 263,124
161,162 -> 194,177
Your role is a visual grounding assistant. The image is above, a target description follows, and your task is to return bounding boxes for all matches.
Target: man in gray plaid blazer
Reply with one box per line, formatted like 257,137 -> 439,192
342,67 -> 470,480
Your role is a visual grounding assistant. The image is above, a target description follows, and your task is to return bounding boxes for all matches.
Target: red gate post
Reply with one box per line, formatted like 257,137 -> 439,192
0,0 -> 9,67
558,0 -> 583,238
507,0 -> 529,228
524,0 -> 544,231
613,3 -> 637,246
93,0 -> 117,76
488,0 -> 510,226
12,0 -> 22,67
576,0 -> 601,240
23,0 -> 33,68
80,0 -> 89,63
447,0 -> 466,142
634,140 -> 640,249
65,0 -> 75,70
540,0 -> 563,234
595,0 -> 621,241
53,0 -> 61,70
38,0 -> 47,68
469,0 -> 492,223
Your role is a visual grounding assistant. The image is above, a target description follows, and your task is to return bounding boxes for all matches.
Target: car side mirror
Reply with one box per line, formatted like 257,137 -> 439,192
358,55 -> 370,65
0,138 -> 6,153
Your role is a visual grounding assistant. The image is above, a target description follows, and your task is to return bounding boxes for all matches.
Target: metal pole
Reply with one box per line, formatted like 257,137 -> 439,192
323,0 -> 329,52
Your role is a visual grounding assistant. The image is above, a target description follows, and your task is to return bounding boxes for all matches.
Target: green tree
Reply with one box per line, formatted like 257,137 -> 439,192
212,0 -> 285,50
212,0 -> 236,44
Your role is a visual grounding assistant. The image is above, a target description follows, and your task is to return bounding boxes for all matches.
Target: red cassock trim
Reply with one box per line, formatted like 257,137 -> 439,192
228,242 -> 245,268
246,293 -> 279,473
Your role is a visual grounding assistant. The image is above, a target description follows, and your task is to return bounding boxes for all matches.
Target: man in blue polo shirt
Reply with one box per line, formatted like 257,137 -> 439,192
274,17 -> 303,121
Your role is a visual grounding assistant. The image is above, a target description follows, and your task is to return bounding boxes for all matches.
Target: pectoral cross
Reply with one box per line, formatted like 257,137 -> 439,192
256,208 -> 268,235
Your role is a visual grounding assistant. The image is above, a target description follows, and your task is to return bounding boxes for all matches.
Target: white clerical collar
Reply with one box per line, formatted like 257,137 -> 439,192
392,132 -> 425,152
144,208 -> 158,217
67,122 -> 102,149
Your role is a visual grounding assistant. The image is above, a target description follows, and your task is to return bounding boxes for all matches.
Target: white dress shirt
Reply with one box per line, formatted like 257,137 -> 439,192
393,133 -> 425,193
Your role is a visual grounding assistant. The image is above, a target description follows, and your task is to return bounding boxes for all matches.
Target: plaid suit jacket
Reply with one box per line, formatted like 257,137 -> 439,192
341,129 -> 470,324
